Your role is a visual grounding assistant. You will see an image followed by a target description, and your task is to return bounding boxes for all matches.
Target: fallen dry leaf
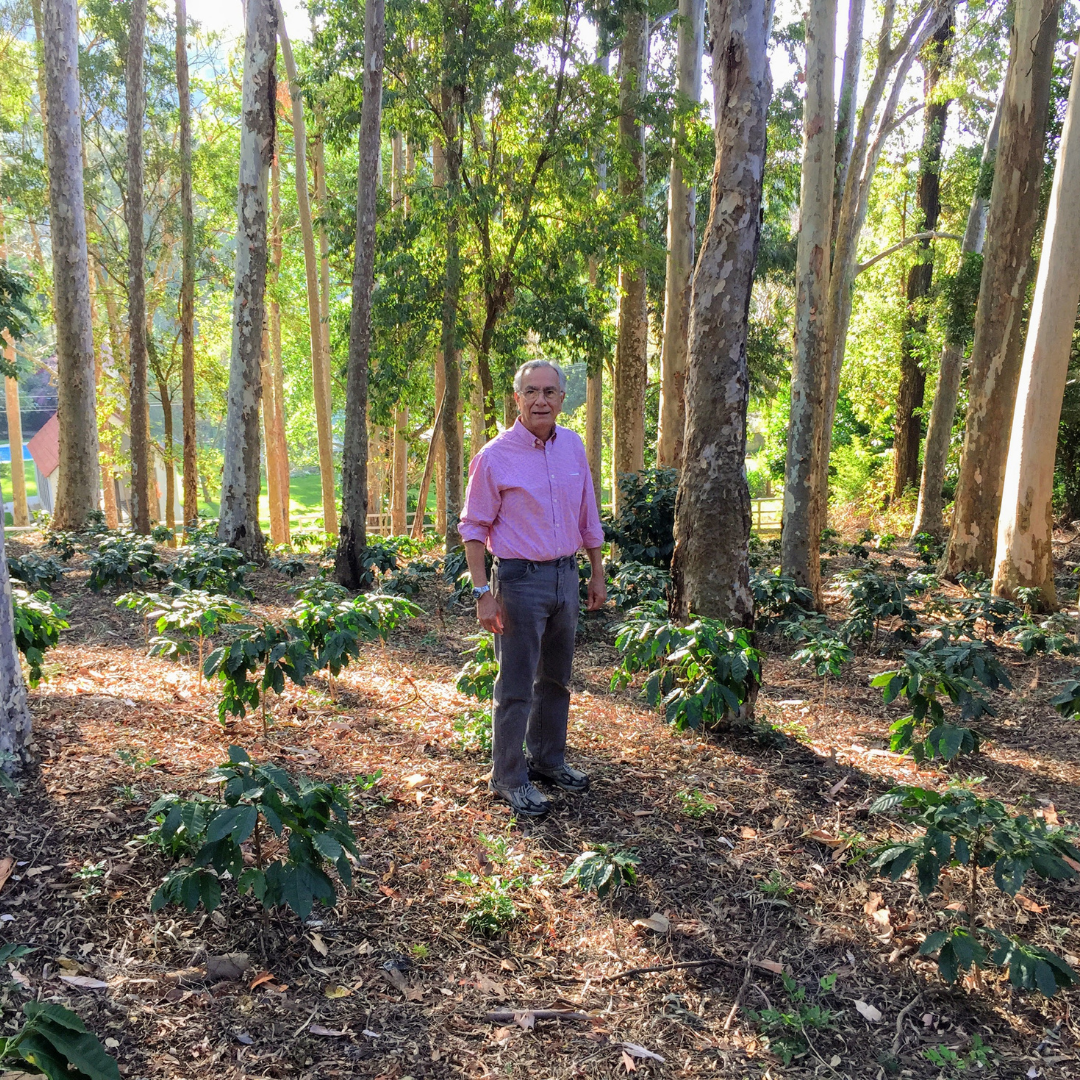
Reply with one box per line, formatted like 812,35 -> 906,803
805,829 -> 845,848
309,933 -> 329,956
59,975 -> 109,990
621,1042 -> 666,1063
1016,894 -> 1048,914
752,958 -> 784,974
309,1025 -> 348,1037
621,1050 -> 637,1073
206,953 -> 250,982
855,999 -> 883,1023
0,857 -> 13,894
632,913 -> 670,933
514,1011 -> 536,1031
323,983 -> 351,999
381,966 -> 408,993
739,826 -> 757,839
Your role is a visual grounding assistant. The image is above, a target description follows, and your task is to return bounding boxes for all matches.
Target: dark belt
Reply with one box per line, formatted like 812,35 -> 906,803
494,555 -> 576,570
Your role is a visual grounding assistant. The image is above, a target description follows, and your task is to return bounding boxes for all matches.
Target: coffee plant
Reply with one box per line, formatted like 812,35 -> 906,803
607,560 -> 671,608
750,570 -> 815,627
912,531 -> 946,565
268,551 -> 308,578
602,468 -> 678,567
86,535 -> 167,592
562,845 -> 639,898
8,553 -> 65,590
792,631 -> 852,708
149,746 -> 359,922
12,588 -> 69,687
1008,612 -> 1080,657
612,602 -> 761,730
1050,676 -> 1080,719
43,530 -> 79,561
871,785 -> 1080,995
0,1000 -> 120,1080
456,633 -> 498,700
836,567 -> 919,643
170,542 -> 254,596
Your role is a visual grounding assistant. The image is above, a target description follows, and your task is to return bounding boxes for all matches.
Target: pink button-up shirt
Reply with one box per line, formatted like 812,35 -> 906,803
459,419 -> 604,561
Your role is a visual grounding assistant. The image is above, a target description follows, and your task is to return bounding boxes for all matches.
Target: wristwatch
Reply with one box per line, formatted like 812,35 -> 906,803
472,584 -> 491,600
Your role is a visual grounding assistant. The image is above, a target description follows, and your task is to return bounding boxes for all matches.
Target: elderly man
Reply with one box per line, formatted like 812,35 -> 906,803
460,359 -> 606,818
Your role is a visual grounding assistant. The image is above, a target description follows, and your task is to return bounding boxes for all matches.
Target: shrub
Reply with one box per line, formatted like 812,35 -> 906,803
149,746 -> 359,922
117,587 -> 247,688
1050,676 -> 1080,719
751,570 -> 815,627
562,845 -> 639,898
612,602 -> 761,730
1008,613 -> 1080,657
204,623 -> 318,734
836,567 -> 919,642
8,553 -> 65,590
455,633 -> 498,700
607,560 -> 671,608
912,531 -> 946,565
151,524 -> 174,544
792,632 -> 852,708
603,468 -> 678,567
383,558 -> 437,597
0,1000 -> 120,1080
871,638 -> 1010,763
44,530 -> 79,561
268,551 -> 307,578
955,573 -> 1024,637
745,973 -> 838,1066
86,535 -> 167,592
871,785 -> 1080,995
12,588 -> 69,687
170,542 -> 254,596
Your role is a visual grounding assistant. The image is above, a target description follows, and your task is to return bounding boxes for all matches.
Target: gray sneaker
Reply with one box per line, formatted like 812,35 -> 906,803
528,762 -> 590,794
488,779 -> 552,818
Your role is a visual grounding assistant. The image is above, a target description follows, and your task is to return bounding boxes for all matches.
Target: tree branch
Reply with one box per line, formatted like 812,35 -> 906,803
856,230 -> 962,275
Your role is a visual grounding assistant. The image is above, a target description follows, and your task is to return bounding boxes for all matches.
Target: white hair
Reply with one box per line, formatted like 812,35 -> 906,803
513,360 -> 567,393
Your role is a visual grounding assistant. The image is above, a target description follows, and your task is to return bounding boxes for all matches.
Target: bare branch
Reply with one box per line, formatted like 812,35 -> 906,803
856,230 -> 963,275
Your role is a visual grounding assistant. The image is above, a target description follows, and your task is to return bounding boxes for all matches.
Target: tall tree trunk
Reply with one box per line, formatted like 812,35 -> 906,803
126,0 -> 150,535
943,0 -> 1059,578
890,17 -> 952,501
42,0 -> 100,529
157,374 -> 176,532
670,0 -> 774,626
469,362 -> 487,458
992,39 -> 1080,605
313,104 -> 334,430
432,135 -> 447,537
0,517 -> 32,774
91,266 -> 121,527
335,0 -> 384,588
218,0 -> 276,560
271,153 -> 289,543
391,408 -> 408,534
612,9 -> 648,513
912,96 -> 1001,538
587,41 -> 607,512
780,0 -> 836,603
277,3 -> 338,536
261,320 -> 285,544
656,0 -> 704,471
832,0 -> 865,217
177,0 -> 198,530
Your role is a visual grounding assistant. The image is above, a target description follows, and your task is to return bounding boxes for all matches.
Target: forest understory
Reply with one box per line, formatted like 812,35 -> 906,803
2,531 -> 1079,1080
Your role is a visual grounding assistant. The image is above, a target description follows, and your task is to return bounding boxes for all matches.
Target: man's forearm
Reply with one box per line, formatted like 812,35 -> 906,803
464,540 -> 490,588
586,547 -> 603,577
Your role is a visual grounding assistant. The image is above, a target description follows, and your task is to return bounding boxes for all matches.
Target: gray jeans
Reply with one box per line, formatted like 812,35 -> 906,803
491,556 -> 580,789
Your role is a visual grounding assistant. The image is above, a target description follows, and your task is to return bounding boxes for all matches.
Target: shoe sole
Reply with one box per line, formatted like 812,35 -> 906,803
528,769 -> 590,794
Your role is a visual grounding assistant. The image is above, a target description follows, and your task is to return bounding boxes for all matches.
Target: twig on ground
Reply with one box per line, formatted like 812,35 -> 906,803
724,962 -> 754,1031
292,1007 -> 318,1039
608,956 -> 734,982
891,992 -> 923,1056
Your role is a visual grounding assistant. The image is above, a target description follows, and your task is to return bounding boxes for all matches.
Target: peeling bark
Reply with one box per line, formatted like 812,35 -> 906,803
656,0 -> 704,472
270,154 -> 290,543
335,0 -> 384,588
992,37 -> 1080,605
943,0 -> 1059,579
219,0 -> 276,561
612,9 -> 648,514
43,0 -> 100,529
912,96 -> 1001,539
0,517 -> 31,774
391,407 -> 408,535
670,0 -> 774,628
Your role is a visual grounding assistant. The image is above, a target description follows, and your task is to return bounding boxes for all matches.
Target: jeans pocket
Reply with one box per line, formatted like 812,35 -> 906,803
496,562 -> 530,584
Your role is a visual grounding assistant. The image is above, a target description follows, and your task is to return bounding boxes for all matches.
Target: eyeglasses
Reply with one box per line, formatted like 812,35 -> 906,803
520,386 -> 563,402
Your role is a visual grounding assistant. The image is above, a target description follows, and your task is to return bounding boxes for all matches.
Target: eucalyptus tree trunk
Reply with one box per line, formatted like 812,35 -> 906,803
177,0 -> 198,529
42,0 -> 100,529
832,0 -> 865,216
587,42 -> 607,513
0,517 -> 31,775
270,154 -> 290,543
438,90 -> 465,549
992,40 -> 1080,606
277,3 -> 338,537
432,136 -> 447,537
670,0 -> 774,626
890,17 -> 952,501
943,0 -> 1060,579
391,407 -> 408,534
218,0 -> 276,560
314,120 -> 333,428
656,0 -> 704,472
126,0 -> 151,535
780,0 -> 836,603
612,9 -> 648,514
261,320 -> 286,545
912,96 -> 1001,538
0,215 -> 28,528
335,0 -> 384,588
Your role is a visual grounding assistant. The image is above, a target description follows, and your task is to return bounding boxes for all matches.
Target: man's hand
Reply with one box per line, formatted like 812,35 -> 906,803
477,591 -> 504,634
586,574 -> 607,611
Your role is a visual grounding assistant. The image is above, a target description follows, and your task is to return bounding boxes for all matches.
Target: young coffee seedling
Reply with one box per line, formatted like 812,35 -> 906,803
612,603 -> 761,730
170,542 -> 254,596
792,631 -> 851,712
12,588 -> 68,687
607,561 -> 671,608
836,567 -> 919,643
455,633 -> 498,701
871,638 -> 1009,763
871,785 -> 1080,995
562,845 -> 639,898
0,1001 -> 120,1080
268,550 -> 307,578
751,570 -> 815,628
745,972 -> 838,1065
149,746 -> 359,922
1051,676 -> 1080,719
117,587 -> 247,689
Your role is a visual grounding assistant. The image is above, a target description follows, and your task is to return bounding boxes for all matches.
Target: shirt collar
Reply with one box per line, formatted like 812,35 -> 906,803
513,417 -> 558,448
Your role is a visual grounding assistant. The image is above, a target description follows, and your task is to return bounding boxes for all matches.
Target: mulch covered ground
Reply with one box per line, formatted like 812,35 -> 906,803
1,533 -> 1079,1079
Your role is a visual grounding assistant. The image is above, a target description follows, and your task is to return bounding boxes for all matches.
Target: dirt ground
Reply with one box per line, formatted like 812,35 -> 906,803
1,533 -> 1079,1080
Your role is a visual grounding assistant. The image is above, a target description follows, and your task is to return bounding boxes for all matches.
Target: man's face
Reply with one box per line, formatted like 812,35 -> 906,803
514,367 -> 565,430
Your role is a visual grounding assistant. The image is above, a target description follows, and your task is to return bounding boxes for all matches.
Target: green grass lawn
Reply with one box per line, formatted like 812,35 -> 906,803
198,471 -> 327,536
1,464 -> 38,526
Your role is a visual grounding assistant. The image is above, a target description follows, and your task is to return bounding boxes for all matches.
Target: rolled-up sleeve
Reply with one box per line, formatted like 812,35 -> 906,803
459,451 -> 501,545
577,448 -> 605,549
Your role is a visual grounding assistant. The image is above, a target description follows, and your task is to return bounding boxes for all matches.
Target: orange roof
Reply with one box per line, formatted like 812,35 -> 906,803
27,412 -> 59,477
